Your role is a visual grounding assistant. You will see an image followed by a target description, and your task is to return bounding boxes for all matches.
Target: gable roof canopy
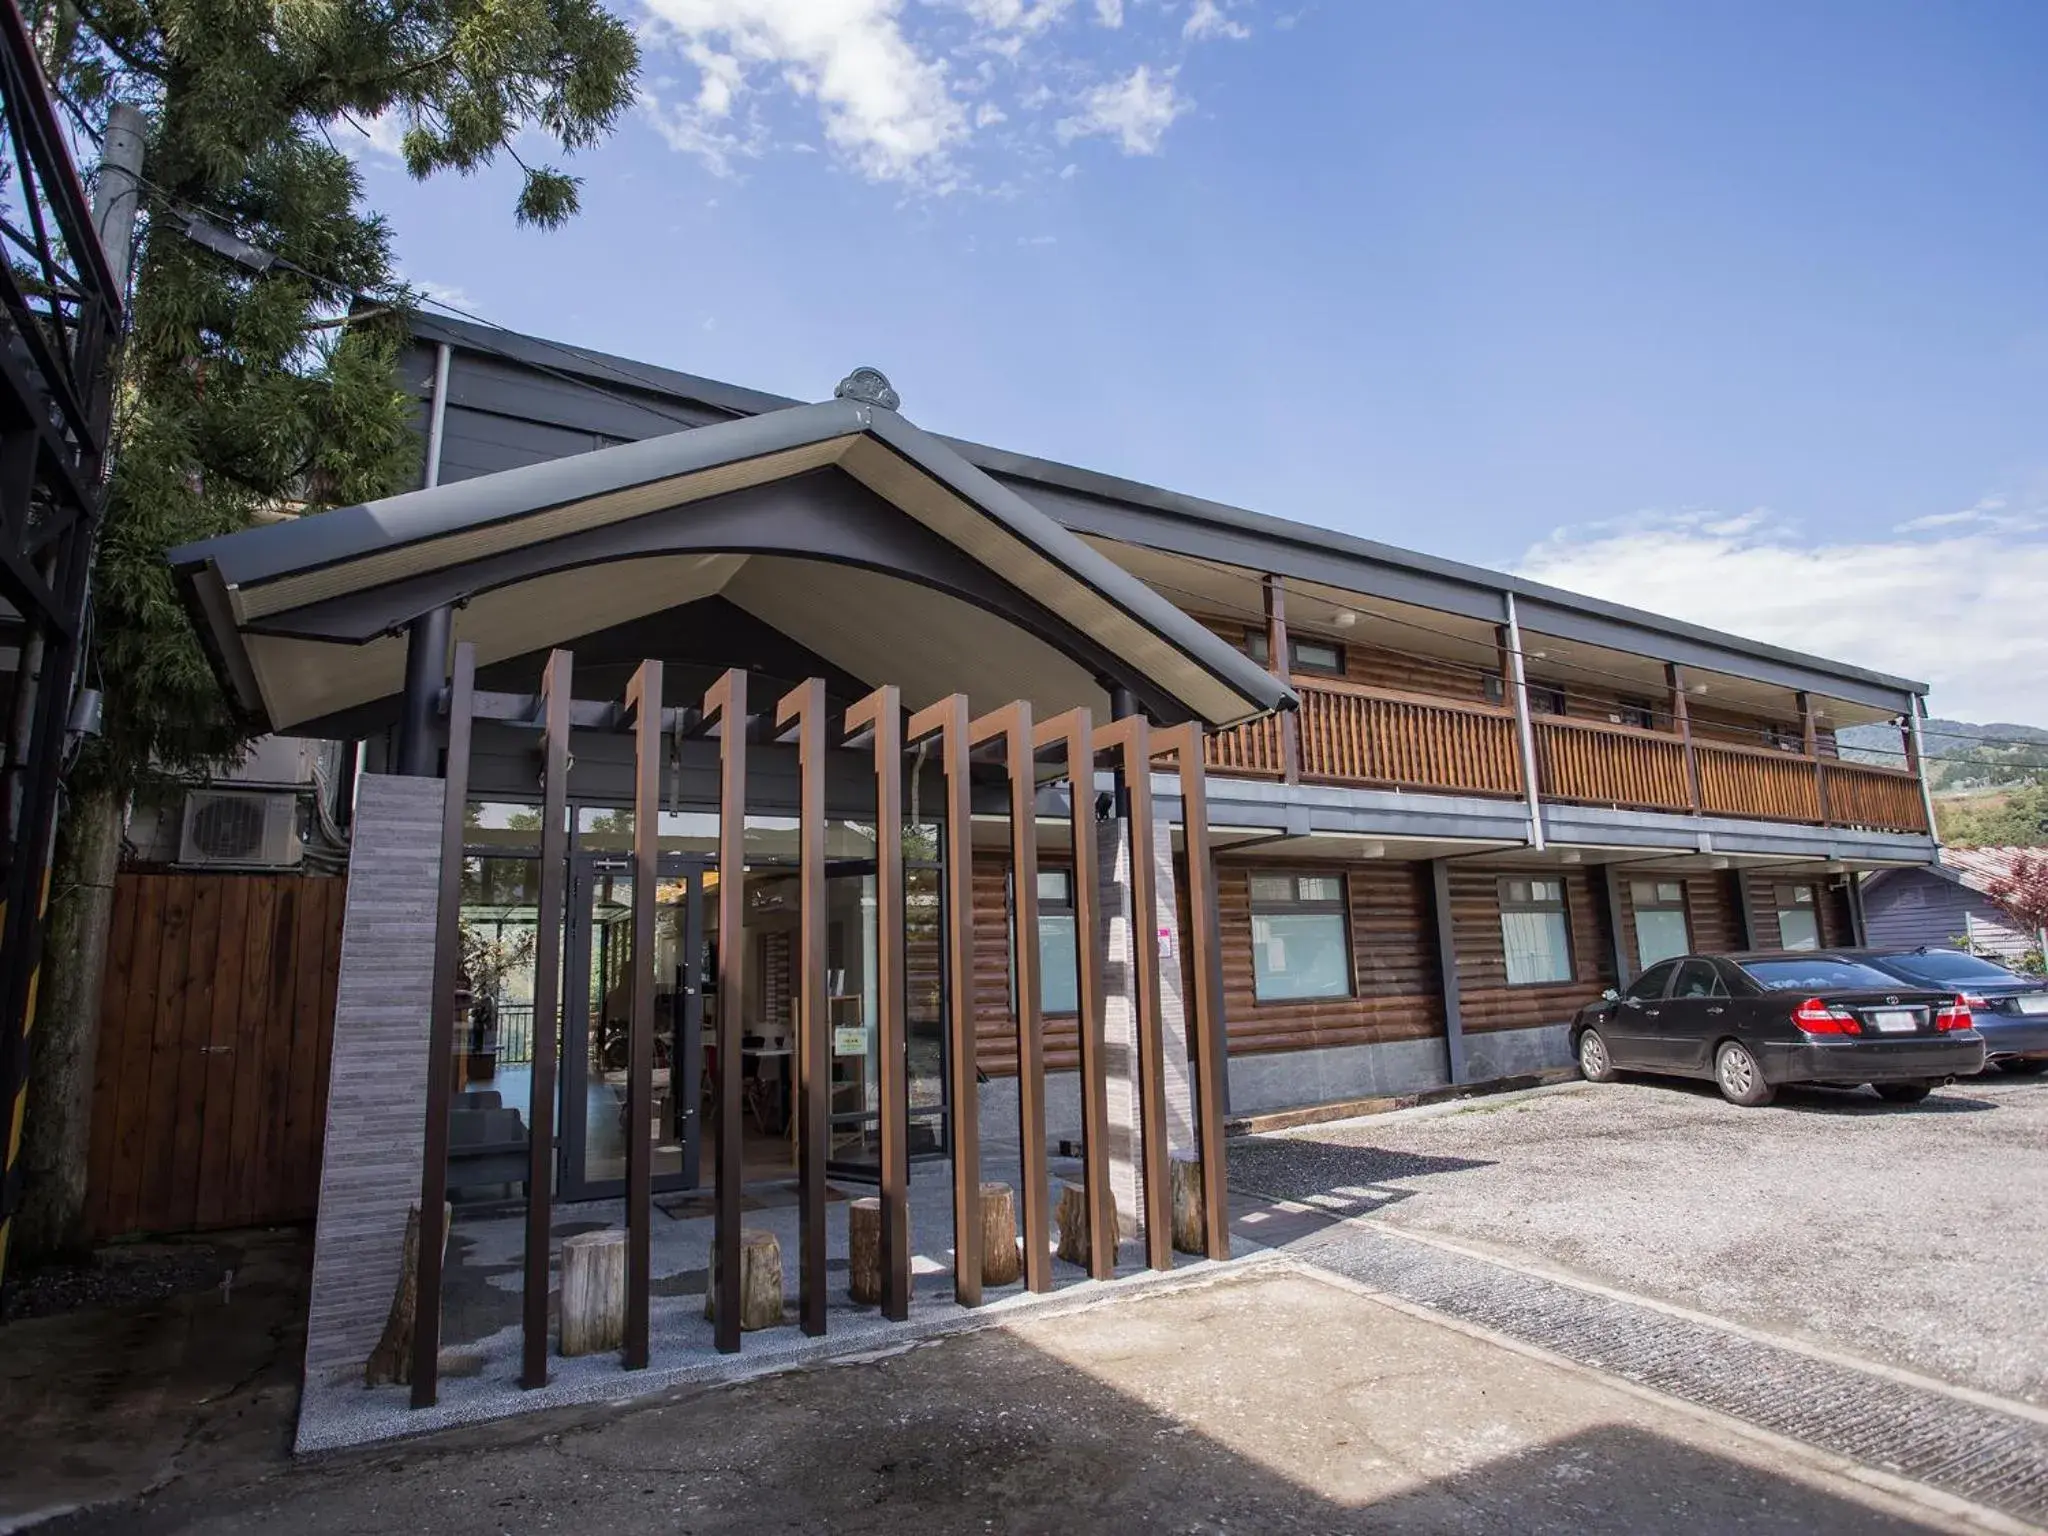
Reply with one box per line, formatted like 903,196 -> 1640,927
168,389 -> 1294,735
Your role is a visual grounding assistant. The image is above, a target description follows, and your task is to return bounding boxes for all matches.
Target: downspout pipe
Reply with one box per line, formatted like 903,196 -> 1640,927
1503,592 -> 1545,852
1909,696 -> 1940,847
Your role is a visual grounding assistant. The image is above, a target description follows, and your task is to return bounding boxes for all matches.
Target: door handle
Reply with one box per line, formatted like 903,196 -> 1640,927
1706,1006 -> 1725,1015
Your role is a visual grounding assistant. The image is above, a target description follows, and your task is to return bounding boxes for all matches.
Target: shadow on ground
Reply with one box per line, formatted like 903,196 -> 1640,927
36,1267 -> 1955,1535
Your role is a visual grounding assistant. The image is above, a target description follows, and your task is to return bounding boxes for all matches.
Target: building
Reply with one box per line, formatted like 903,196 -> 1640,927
161,314 -> 1942,1420
1863,849 -> 2047,968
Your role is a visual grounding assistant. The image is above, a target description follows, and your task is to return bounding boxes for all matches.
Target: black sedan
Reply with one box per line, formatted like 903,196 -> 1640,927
1847,947 -> 2048,1074
1571,951 -> 1986,1107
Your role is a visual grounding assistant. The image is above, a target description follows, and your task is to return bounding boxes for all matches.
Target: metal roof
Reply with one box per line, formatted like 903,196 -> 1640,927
401,311 -> 1928,706
168,387 -> 1294,733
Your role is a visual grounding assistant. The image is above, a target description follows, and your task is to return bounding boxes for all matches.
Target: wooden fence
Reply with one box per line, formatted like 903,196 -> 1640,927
85,871 -> 346,1240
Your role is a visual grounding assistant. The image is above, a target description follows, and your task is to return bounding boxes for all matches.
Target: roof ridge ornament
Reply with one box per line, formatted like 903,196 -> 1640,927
833,366 -> 900,411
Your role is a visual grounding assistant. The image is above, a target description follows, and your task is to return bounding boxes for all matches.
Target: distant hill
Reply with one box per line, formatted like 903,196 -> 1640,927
1839,717 -> 2048,793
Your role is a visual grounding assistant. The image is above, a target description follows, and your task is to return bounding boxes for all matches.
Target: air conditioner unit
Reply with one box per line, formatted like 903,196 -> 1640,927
179,789 -> 303,869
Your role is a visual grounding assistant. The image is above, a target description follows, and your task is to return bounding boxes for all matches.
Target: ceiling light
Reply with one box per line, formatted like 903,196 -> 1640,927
1709,856 -> 1730,870
1334,610 -> 1357,628
1558,850 -> 1583,864
1358,840 -> 1385,858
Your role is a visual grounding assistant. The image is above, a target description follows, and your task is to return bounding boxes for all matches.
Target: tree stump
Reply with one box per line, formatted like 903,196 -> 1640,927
1054,1180 -> 1091,1269
848,1197 -> 884,1306
364,1201 -> 450,1387
705,1228 -> 784,1331
560,1229 -> 627,1357
1170,1154 -> 1206,1255
979,1182 -> 1021,1287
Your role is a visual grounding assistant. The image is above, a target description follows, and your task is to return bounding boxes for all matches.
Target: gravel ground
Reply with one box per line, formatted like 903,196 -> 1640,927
1229,1073 -> 2048,1405
0,1240 -> 229,1322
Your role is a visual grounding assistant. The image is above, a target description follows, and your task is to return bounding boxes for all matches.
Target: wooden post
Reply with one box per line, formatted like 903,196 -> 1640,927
1601,862 -> 1632,990
367,1201 -> 449,1386
705,1229 -> 783,1331
1264,574 -> 1299,783
1168,1155 -> 1205,1255
845,688 -> 911,1320
622,660 -> 662,1371
776,680 -> 830,1337
410,641 -> 475,1409
1669,663 -> 1701,813
1159,723 -> 1231,1262
1054,1181 -> 1091,1269
969,703 -> 1051,1293
906,694 -> 982,1308
560,1229 -> 626,1356
848,1196 -> 885,1305
1036,710 -> 1116,1280
521,649 -> 572,1389
1096,715 -> 1171,1272
980,1182 -> 1021,1286
702,669 -> 749,1354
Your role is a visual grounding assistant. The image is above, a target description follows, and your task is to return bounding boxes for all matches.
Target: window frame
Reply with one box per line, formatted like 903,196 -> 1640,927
1628,878 -> 1693,972
1498,875 -> 1576,987
1008,864 -> 1080,1018
1670,958 -> 1729,1000
1774,882 -> 1821,951
1247,869 -> 1355,1003
1244,630 -> 1347,678
1615,696 -> 1656,730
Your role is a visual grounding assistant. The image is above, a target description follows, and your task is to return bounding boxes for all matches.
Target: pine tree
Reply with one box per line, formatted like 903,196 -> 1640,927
14,0 -> 638,1259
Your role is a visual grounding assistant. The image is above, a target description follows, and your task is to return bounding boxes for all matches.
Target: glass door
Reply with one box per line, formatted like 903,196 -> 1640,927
560,851 -> 709,1201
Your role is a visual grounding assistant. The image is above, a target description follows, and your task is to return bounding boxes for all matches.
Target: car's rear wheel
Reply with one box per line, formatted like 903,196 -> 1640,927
1577,1028 -> 1616,1083
1714,1041 -> 1774,1107
1999,1057 -> 2048,1076
1875,1082 -> 1933,1104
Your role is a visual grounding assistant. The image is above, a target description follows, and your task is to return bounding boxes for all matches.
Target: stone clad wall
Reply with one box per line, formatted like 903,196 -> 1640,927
302,775 -> 445,1383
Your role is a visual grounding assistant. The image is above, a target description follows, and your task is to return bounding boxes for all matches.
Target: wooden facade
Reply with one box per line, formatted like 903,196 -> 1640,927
85,872 -> 346,1240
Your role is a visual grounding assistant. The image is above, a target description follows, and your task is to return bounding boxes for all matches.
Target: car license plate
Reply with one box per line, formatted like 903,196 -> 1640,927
2018,994 -> 2048,1016
1869,1009 -> 1918,1033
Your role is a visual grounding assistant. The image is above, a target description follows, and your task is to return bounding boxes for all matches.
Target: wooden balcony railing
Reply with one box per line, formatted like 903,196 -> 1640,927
1295,679 -> 1524,796
1204,680 -> 1931,836
1535,717 -> 1693,812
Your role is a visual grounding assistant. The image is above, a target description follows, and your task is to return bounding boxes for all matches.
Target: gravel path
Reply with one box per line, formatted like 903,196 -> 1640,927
1230,1073 -> 2048,1405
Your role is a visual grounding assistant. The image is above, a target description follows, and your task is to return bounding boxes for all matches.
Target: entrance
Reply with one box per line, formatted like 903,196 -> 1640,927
556,844 -> 950,1202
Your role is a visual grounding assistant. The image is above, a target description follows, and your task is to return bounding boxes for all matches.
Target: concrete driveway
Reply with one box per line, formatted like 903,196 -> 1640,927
1228,1072 -> 2048,1408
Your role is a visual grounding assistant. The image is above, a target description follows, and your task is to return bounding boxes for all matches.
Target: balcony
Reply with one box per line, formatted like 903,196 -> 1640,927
1206,679 -> 1929,835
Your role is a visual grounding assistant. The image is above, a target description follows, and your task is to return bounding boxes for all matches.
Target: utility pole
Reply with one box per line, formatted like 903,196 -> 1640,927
7,100 -> 145,1269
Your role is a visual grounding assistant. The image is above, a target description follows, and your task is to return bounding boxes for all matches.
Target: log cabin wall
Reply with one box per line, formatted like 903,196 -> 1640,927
1449,866 -> 1618,1034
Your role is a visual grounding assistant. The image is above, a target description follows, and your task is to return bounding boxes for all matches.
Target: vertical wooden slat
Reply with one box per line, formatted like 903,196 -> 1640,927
136,877 -> 196,1234
168,875 -> 223,1231
776,678 -> 831,1336
224,876 -> 279,1227
523,649 -> 573,1388
1098,716 -> 1171,1271
84,876 -> 141,1238
971,702 -> 1050,1294
309,878 -> 343,1198
1160,724 -> 1231,1261
846,686 -> 911,1319
282,876 -> 327,1219
1036,709 -> 1115,1279
412,641 -> 476,1409
908,695 -> 982,1307
624,658 -> 663,1370
105,879 -> 165,1237
703,668 -> 747,1354
249,881 -> 299,1225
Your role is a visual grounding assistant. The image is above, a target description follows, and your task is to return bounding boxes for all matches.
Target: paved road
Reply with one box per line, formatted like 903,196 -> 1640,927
1229,1072 -> 2048,1406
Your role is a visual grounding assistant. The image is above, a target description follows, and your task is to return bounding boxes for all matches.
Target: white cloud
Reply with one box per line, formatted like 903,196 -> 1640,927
338,108 -> 409,162
1513,509 -> 2048,723
974,101 -> 1008,127
1094,0 -> 1124,23
1183,0 -> 1250,41
638,0 -> 970,184
1057,64 -> 1188,154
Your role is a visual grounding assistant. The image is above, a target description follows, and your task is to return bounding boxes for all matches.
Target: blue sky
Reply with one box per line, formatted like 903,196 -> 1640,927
347,0 -> 2048,722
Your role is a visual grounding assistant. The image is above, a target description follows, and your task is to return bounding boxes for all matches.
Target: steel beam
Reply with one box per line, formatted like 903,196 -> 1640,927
703,668 -> 748,1354
776,678 -> 831,1336
521,649 -> 572,1388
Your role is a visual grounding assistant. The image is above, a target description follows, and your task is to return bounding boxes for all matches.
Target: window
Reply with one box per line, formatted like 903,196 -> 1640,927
1775,884 -> 1820,951
1528,684 -> 1567,716
1625,959 -> 1679,1001
1740,957 -> 1899,992
1616,697 -> 1655,730
1483,671 -> 1505,706
1671,959 -> 1728,999
1244,631 -> 1346,677
1011,869 -> 1079,1015
1499,877 -> 1574,985
1630,880 -> 1691,971
1875,949 -> 2019,986
1249,872 -> 1352,1001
